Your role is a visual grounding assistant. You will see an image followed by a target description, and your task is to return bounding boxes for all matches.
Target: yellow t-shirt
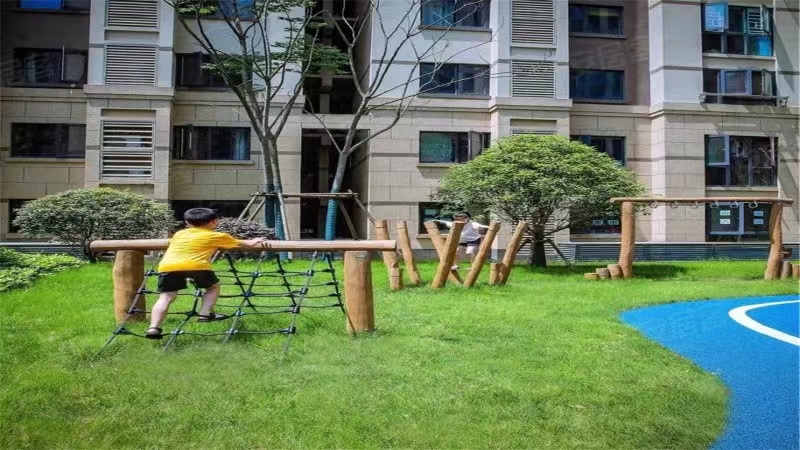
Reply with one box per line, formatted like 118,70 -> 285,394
158,227 -> 241,272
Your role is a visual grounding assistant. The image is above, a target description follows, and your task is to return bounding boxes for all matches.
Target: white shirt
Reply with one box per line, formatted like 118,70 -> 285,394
439,220 -> 488,244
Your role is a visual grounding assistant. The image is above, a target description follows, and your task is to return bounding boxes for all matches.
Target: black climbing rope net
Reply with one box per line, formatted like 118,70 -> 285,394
100,251 -> 346,354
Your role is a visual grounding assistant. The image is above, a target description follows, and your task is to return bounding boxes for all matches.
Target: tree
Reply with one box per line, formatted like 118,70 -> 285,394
305,0 -> 503,239
12,188 -> 175,262
167,0 -> 349,241
432,135 -> 646,267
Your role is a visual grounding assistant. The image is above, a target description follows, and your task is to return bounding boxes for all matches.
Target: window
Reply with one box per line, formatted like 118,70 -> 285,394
419,131 -> 490,163
572,136 -> 625,164
706,203 -> 770,242
180,0 -> 255,19
8,200 -> 33,233
18,0 -> 89,10
420,63 -> 489,96
705,135 -> 776,187
13,48 -> 87,85
11,124 -> 86,158
171,200 -> 250,223
702,4 -> 772,56
418,203 -> 448,234
421,0 -> 490,28
570,69 -> 624,101
176,53 -> 243,88
571,136 -> 625,234
702,69 -> 776,105
569,5 -> 623,35
173,126 -> 251,161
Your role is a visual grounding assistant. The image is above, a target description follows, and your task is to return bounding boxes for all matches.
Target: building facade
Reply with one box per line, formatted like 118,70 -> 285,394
1,0 -> 798,254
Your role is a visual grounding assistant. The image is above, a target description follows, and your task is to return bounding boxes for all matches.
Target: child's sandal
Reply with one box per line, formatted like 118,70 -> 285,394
144,327 -> 163,340
197,313 -> 228,322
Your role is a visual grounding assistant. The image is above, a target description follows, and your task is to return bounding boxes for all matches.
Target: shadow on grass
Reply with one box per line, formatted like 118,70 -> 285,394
514,263 -> 689,280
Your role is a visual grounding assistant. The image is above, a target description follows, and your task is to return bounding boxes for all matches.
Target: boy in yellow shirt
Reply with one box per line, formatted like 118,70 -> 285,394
145,208 -> 267,339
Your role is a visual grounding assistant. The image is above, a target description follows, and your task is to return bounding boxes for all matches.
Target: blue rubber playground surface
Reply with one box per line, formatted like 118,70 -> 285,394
621,294 -> 800,450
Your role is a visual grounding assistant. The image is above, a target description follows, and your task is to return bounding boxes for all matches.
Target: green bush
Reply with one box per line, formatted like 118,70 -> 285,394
12,188 -> 174,261
0,248 -> 85,293
214,217 -> 275,260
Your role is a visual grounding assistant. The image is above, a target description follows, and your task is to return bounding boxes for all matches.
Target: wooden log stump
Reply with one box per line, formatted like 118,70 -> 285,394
424,221 -> 463,285
464,221 -> 501,288
498,221 -> 528,286
344,251 -> 374,334
780,261 -> 792,280
607,264 -> 622,280
396,221 -> 421,285
793,264 -> 800,280
764,204 -> 784,280
375,219 -> 399,277
619,201 -> 636,279
390,264 -> 403,291
584,273 -> 600,280
596,268 -> 611,280
431,221 -> 464,289
113,250 -> 146,324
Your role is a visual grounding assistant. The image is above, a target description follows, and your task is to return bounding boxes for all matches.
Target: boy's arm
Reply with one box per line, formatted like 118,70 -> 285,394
433,220 -> 453,227
238,237 -> 268,248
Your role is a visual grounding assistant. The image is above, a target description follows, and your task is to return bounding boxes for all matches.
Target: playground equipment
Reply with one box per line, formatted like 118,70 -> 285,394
90,239 -> 396,351
586,197 -> 796,280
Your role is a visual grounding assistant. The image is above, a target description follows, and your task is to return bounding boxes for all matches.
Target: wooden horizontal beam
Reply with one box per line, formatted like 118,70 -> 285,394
90,239 -> 396,253
610,197 -> 794,205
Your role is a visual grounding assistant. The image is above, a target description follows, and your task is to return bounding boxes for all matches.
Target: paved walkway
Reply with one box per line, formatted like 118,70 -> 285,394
621,295 -> 800,450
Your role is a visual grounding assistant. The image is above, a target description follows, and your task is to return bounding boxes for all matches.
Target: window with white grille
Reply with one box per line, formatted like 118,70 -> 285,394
105,45 -> 157,85
512,0 -> 555,45
512,60 -> 555,98
101,121 -> 154,178
107,0 -> 159,28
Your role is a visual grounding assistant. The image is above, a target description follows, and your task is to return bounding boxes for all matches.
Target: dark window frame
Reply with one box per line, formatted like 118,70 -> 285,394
10,123 -> 86,158
420,0 -> 490,29
569,69 -> 625,101
706,203 -> 770,242
701,4 -> 773,56
179,0 -> 256,20
419,131 -> 490,164
17,0 -> 89,11
571,135 -> 625,165
569,4 -> 624,36
419,63 -> 490,96
11,47 -> 88,86
702,68 -> 776,105
705,135 -> 777,188
172,126 -> 251,161
8,199 -> 33,233
571,135 -> 626,234
418,202 -> 449,234
175,53 -> 245,89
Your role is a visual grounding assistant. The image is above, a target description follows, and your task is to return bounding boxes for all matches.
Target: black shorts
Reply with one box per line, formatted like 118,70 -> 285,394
458,239 -> 481,247
157,270 -> 219,293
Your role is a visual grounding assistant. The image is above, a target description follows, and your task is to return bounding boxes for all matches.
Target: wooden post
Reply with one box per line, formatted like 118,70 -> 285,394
344,251 -> 374,334
764,204 -> 784,280
396,221 -> 422,285
780,261 -> 792,280
374,219 -> 399,277
607,264 -> 622,280
113,250 -> 146,324
619,201 -> 636,279
793,264 -> 800,280
431,221 -> 464,289
464,221 -> 501,287
389,263 -> 403,291
424,221 -> 463,285
498,221 -> 528,285
584,273 -> 600,280
489,263 -> 502,285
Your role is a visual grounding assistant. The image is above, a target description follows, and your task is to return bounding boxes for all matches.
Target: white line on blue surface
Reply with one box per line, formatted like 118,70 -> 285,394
728,299 -> 800,347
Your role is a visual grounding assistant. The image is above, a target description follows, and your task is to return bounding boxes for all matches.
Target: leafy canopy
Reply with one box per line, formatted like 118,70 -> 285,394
433,135 -> 645,236
13,188 -> 175,259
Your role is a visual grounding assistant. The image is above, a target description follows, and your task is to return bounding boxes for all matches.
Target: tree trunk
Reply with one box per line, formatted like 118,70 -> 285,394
262,137 -> 288,241
324,155 -> 349,240
528,231 -> 547,267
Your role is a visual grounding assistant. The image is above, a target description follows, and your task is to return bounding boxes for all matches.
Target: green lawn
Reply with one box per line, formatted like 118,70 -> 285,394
1,259 -> 797,449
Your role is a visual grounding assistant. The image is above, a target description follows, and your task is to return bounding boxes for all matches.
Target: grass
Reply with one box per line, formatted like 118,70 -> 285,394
1,259 -> 797,449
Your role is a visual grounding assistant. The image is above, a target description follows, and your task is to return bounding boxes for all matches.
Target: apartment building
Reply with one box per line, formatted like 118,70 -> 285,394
1,0 -> 798,255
